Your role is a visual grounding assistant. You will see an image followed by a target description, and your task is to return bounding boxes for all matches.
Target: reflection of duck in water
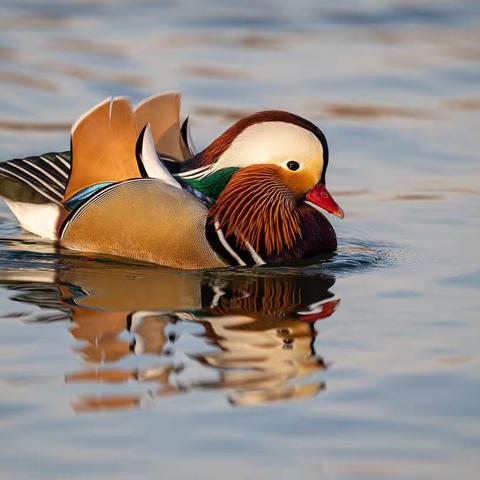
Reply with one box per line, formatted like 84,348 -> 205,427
3,261 -> 339,411
166,275 -> 338,406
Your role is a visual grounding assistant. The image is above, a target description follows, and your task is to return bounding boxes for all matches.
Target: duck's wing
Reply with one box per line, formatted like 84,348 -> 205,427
135,124 -> 181,189
0,91 -> 189,204
180,116 -> 196,159
134,92 -> 193,161
0,93 -> 189,239
60,178 -> 225,269
0,97 -> 137,239
64,96 -> 185,201
64,97 -> 141,200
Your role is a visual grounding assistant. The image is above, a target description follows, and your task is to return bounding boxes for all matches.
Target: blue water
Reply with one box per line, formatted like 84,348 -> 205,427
0,1 -> 479,479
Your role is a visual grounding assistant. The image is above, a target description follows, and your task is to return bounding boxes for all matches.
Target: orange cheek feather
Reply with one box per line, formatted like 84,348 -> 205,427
278,167 -> 319,196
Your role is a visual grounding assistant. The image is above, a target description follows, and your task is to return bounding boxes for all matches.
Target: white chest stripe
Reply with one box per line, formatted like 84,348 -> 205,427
214,221 -> 246,266
244,240 -> 266,265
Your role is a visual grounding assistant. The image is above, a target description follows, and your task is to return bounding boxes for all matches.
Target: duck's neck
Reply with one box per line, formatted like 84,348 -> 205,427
180,167 -> 238,200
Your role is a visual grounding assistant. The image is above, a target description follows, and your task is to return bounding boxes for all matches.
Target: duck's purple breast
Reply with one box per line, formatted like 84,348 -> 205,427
264,204 -> 337,264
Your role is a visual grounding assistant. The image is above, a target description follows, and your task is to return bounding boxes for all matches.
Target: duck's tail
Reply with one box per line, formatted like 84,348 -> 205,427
0,152 -> 71,238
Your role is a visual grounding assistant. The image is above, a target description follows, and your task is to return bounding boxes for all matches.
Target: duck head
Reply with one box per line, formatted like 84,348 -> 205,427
178,111 -> 344,265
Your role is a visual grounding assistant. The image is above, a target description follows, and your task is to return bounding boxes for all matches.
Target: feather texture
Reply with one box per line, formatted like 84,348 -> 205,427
61,178 -> 225,269
66,97 -> 140,200
0,94 -> 339,267
0,152 -> 71,204
133,92 -> 185,160
186,111 -> 329,180
135,124 -> 181,189
209,165 -> 301,256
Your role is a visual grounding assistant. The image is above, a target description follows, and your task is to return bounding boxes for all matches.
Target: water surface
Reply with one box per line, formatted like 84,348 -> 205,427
0,1 -> 479,479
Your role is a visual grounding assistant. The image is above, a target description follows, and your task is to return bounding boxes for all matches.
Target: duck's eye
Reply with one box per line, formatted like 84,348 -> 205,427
287,160 -> 300,171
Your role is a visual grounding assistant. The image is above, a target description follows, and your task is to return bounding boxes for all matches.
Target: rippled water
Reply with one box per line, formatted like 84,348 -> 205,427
1,1 -> 479,479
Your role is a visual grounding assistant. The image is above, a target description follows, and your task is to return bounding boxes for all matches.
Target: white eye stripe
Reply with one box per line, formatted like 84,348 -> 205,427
209,121 -> 324,174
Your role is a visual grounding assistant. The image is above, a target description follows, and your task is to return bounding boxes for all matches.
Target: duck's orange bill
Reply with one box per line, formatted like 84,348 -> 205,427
306,183 -> 345,219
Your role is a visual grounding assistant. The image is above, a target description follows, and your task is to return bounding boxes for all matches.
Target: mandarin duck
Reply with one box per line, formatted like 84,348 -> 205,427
0,92 -> 344,269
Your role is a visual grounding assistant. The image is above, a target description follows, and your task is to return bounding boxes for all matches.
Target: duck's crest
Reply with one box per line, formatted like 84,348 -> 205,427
184,110 -> 329,175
